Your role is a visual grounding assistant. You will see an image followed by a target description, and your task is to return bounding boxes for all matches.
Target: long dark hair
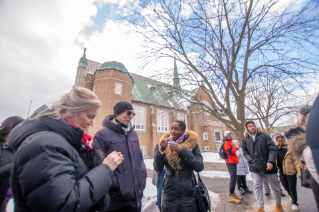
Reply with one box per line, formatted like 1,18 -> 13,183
0,116 -> 24,143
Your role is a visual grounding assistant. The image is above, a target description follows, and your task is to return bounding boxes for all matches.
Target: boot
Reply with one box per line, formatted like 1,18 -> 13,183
233,193 -> 243,200
257,208 -> 265,212
265,190 -> 270,196
239,187 -> 245,195
275,203 -> 284,212
229,193 -> 241,204
244,187 -> 253,194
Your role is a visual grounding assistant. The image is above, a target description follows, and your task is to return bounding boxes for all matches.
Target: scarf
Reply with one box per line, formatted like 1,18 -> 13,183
112,117 -> 132,133
173,133 -> 187,145
63,118 -> 92,150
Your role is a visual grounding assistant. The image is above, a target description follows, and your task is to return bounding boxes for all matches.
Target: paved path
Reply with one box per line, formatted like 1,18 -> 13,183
201,177 -> 318,212
146,169 -> 317,211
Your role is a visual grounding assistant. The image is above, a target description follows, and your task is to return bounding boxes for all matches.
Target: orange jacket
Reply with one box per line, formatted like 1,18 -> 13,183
223,138 -> 239,164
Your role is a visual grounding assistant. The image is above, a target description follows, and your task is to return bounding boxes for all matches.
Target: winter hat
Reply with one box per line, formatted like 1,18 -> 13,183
224,131 -> 232,138
114,101 -> 133,116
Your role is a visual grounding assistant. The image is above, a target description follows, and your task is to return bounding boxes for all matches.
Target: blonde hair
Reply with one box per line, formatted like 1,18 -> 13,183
33,87 -> 101,120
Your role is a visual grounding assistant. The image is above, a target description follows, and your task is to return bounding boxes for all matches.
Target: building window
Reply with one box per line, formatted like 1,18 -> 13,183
177,113 -> 187,125
203,132 -> 208,140
140,146 -> 146,157
115,83 -> 122,95
132,105 -> 145,130
204,146 -> 209,151
157,110 -> 168,132
215,132 -> 221,141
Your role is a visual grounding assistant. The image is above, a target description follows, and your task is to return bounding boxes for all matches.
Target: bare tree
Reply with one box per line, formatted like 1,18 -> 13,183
123,0 -> 319,141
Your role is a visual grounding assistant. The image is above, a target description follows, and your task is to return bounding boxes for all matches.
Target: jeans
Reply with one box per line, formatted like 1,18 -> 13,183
156,169 -> 166,206
251,172 -> 281,210
226,163 -> 237,195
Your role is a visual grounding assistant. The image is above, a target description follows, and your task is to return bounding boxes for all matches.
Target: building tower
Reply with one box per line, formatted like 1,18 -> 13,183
85,61 -> 134,135
74,48 -> 88,87
173,58 -> 180,89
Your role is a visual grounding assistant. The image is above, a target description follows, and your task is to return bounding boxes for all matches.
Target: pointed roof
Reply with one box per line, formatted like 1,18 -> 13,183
173,58 -> 180,89
79,48 -> 88,64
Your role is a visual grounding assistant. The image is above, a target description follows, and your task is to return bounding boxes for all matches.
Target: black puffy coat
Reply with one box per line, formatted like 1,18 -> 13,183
92,115 -> 147,211
242,128 -> 277,174
154,130 -> 204,212
0,141 -> 13,212
8,117 -> 114,212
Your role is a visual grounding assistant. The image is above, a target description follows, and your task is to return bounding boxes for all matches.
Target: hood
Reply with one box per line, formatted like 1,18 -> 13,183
102,115 -> 134,134
244,127 -> 263,137
159,130 -> 198,170
285,128 -> 307,158
8,116 -> 84,153
223,137 -> 232,142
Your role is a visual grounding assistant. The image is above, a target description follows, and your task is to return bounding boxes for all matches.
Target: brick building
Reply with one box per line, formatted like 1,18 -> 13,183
74,49 -> 228,156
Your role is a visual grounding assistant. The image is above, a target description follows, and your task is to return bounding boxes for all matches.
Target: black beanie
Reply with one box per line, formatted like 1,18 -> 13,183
114,101 -> 133,116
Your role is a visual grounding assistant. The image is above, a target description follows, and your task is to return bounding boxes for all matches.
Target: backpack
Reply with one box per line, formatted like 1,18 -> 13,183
219,142 -> 228,159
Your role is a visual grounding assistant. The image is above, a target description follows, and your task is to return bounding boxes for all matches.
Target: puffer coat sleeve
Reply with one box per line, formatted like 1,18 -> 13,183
11,132 -> 114,212
178,145 -> 204,172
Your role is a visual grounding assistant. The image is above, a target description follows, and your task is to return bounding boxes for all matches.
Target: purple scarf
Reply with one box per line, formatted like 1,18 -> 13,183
173,133 -> 187,144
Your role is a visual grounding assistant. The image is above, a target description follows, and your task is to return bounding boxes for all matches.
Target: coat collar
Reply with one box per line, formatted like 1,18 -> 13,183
244,127 -> 263,137
159,130 -> 198,170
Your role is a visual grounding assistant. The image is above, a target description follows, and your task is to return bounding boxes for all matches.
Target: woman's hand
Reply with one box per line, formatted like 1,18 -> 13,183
238,153 -> 242,157
103,151 -> 124,171
169,143 -> 182,152
160,139 -> 168,152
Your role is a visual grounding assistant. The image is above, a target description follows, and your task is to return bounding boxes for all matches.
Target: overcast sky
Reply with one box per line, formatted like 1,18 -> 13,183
0,0 -> 177,122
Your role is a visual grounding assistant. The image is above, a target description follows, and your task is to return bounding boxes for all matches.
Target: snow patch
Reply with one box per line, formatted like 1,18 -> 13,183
201,152 -> 225,163
144,159 -> 154,170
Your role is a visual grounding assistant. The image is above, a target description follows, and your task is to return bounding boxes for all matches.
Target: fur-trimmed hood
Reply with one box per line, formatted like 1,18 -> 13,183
285,127 -> 307,158
159,130 -> 198,170
244,127 -> 263,137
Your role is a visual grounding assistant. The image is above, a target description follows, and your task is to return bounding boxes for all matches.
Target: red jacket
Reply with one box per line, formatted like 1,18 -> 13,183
223,138 -> 239,164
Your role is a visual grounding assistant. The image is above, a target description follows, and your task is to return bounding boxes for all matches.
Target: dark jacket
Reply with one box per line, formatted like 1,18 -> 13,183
154,130 -> 204,212
92,115 -> 147,211
242,128 -> 277,174
8,117 -> 114,212
223,138 -> 239,164
152,144 -> 161,187
0,141 -> 13,211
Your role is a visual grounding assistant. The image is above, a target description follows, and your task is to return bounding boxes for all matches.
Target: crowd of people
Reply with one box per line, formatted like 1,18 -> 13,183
0,87 -> 318,212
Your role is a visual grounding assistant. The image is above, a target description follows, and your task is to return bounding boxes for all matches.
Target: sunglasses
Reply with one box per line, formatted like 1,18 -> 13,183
126,110 -> 136,117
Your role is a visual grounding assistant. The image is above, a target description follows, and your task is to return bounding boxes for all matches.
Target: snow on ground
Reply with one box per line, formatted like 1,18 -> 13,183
144,159 -> 154,170
201,152 -> 225,163
200,171 -> 252,181
142,178 -> 220,212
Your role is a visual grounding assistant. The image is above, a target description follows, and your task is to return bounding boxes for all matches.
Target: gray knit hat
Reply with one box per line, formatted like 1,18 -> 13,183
299,105 -> 311,117
224,131 -> 232,138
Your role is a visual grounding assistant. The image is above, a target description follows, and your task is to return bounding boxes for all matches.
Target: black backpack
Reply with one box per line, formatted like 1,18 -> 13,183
219,142 -> 228,159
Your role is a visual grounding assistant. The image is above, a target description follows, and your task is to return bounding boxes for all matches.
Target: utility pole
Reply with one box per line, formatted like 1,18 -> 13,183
27,100 -> 33,118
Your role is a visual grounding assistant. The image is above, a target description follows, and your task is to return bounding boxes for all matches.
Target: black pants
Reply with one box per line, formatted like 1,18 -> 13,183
226,163 -> 237,195
279,171 -> 298,205
110,206 -> 141,212
310,175 -> 319,211
237,175 -> 247,190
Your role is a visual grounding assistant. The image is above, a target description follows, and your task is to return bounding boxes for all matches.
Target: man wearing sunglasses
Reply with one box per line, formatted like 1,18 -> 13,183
92,101 -> 147,212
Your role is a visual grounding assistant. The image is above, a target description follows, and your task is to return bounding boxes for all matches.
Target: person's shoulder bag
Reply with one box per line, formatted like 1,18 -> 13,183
300,160 -> 312,188
195,172 -> 211,212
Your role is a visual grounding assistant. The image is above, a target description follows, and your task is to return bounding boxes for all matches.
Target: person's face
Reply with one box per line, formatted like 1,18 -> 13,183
277,138 -> 285,147
233,140 -> 239,147
247,123 -> 256,134
229,133 -> 234,140
170,122 -> 185,141
69,107 -> 99,131
116,110 -> 135,126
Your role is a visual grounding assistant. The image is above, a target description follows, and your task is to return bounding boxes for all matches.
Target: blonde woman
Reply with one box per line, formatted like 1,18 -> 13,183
8,87 -> 122,212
